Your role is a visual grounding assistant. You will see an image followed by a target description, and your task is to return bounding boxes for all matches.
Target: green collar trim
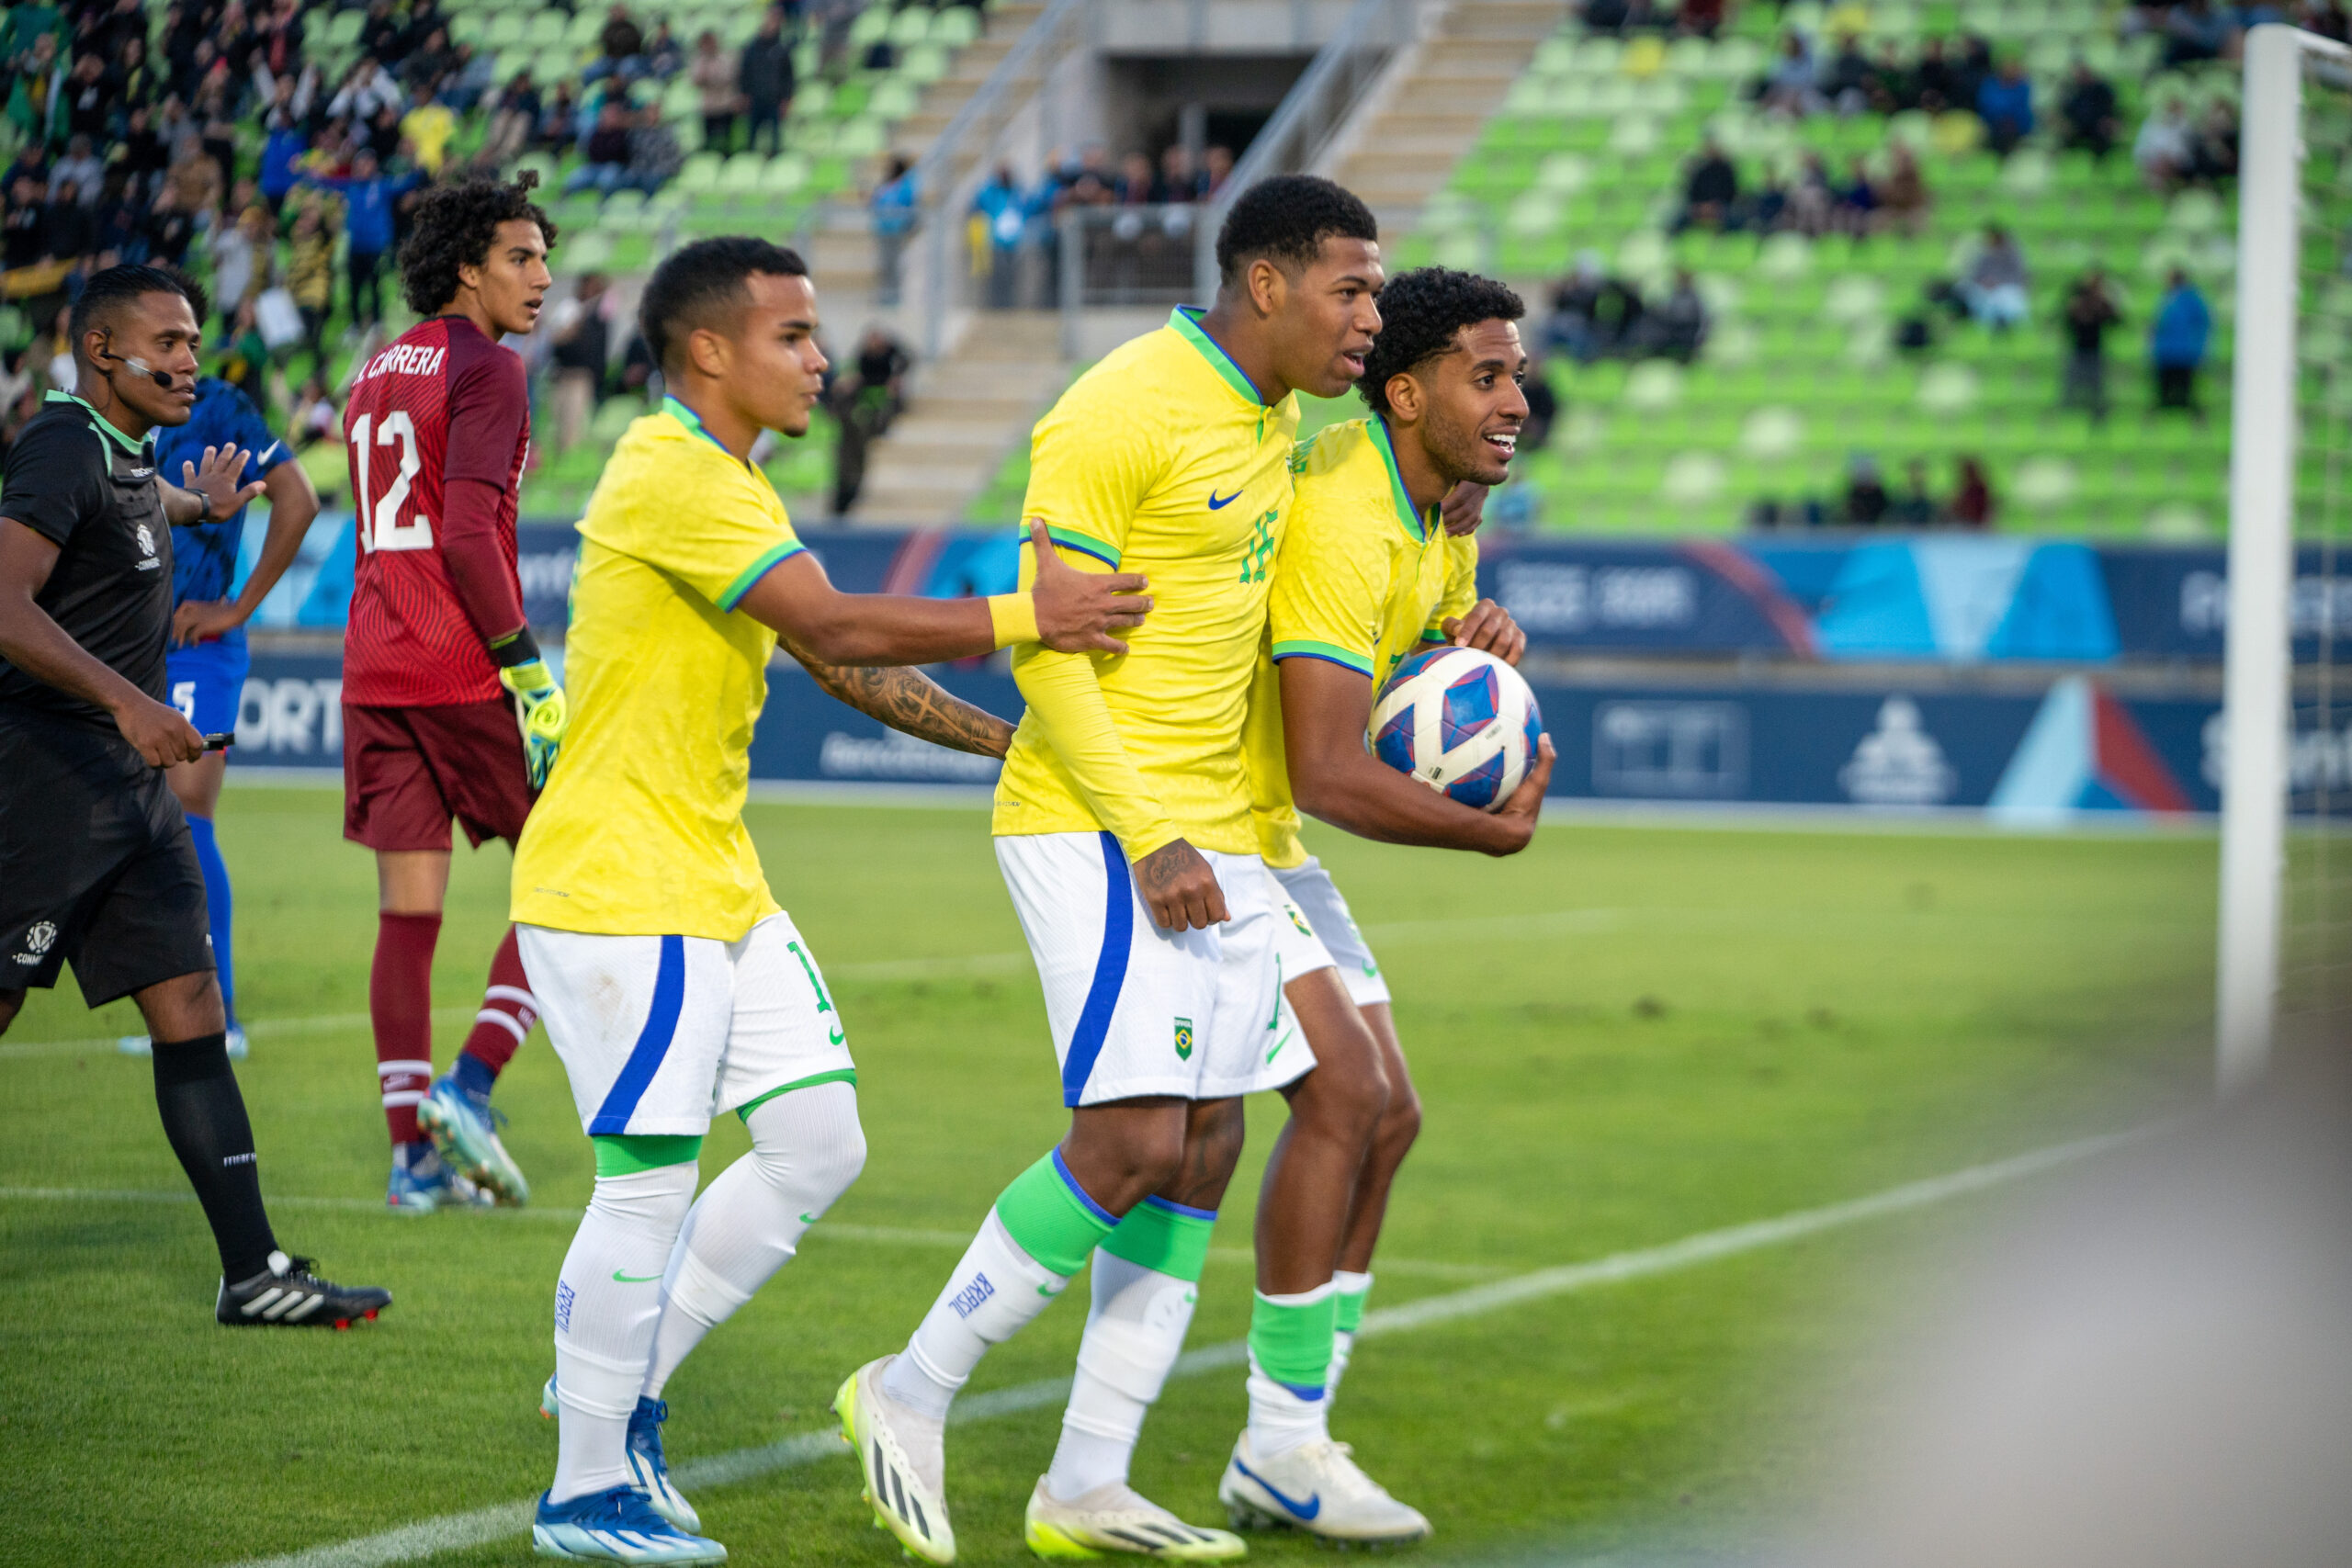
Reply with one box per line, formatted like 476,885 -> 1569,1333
1169,307 -> 1270,407
662,394 -> 737,458
1367,414 -> 1431,544
46,389 -> 150,457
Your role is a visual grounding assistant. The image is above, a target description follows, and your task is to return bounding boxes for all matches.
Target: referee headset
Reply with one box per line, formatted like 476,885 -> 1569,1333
94,333 -> 185,390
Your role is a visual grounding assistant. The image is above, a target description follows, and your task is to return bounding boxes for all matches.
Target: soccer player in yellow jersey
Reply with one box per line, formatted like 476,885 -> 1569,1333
839,178 -> 1383,1565
1219,269 -> 1554,1543
509,238 -> 1150,1566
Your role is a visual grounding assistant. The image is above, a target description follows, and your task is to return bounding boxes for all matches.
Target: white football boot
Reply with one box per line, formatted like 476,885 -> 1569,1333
1218,1432 -> 1430,1544
835,1356 -> 956,1564
1023,1478 -> 1247,1561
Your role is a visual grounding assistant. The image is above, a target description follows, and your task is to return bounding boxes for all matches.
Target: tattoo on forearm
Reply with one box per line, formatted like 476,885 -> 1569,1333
795,655 -> 1016,758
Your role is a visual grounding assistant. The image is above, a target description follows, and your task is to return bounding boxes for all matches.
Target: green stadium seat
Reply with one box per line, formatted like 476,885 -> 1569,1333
566,9 -> 604,48
526,11 -> 566,46
762,152 -> 810,193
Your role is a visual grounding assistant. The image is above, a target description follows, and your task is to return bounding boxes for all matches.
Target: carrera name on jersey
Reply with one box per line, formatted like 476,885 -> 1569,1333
340,315 -> 530,709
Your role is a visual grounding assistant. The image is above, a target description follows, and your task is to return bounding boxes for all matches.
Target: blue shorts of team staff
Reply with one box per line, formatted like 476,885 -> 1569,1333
164,632 -> 251,740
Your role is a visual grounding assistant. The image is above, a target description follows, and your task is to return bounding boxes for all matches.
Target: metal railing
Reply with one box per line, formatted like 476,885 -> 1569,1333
1191,0 -> 1417,299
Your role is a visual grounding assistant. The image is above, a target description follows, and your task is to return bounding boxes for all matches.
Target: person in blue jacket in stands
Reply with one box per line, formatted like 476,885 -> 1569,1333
296,147 -> 423,331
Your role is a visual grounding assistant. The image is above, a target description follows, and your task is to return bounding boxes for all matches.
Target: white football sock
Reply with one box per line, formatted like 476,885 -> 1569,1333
642,1084 -> 866,1398
1045,1250 -> 1199,1502
550,1161 -> 700,1503
1328,1269 -> 1374,1398
884,1210 -> 1071,1417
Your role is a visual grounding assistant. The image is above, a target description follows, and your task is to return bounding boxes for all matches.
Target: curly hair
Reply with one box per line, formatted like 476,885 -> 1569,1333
1357,267 -> 1524,413
396,173 -> 556,317
1214,175 -> 1378,290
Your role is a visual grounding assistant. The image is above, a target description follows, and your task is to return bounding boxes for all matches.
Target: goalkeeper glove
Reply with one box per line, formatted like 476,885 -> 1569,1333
500,658 -> 568,788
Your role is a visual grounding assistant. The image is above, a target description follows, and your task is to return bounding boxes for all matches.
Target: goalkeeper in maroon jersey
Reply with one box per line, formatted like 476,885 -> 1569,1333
339,175 -> 565,1213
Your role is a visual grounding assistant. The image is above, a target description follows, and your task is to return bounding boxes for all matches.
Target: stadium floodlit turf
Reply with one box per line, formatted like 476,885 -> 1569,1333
0,785 -> 2217,1567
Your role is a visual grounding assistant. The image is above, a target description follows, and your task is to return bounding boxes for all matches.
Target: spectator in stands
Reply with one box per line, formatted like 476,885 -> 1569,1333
1678,0 -> 1724,38
2162,0 -> 2235,69
873,152 -> 917,306
625,100 -> 683,194
1835,155 -> 1879,237
1546,252 -> 1605,363
537,82 -> 581,152
1950,457 -> 1994,528
298,146 -> 420,331
207,204 -> 271,333
1204,144 -> 1235,195
483,70 -> 541,167
2,177 -> 45,271
2134,99 -> 2196,192
1578,0 -> 1631,33
2297,0 -> 2352,42
1646,268 -> 1709,362
831,322 -> 911,516
691,31 -> 741,153
1785,152 -> 1835,237
400,26 -> 456,97
2192,100 -> 2241,185
1912,38 -> 1962,114
1879,143 -> 1930,237
328,57 -> 402,123
2059,60 -> 2120,162
51,136 -> 101,207
1675,135 -> 1740,233
2058,265 -> 2123,424
43,176 -> 97,265
1519,354 -> 1556,453
2151,267 -> 2212,423
1590,271 -> 1645,359
738,9 -> 795,156
1864,41 -> 1914,115
1952,34 -> 1995,115
548,273 -> 611,452
285,199 -> 335,367
1959,224 -> 2029,332
1160,144 -> 1207,203
1820,32 -> 1874,117
1976,58 -> 2034,158
567,99 -> 635,195
1843,455 -> 1890,526
643,21 -> 684,82
1891,460 -> 1939,527
144,184 -> 196,267
586,4 -> 646,85
1760,32 -> 1823,118
972,164 -> 1027,310
442,44 -> 498,115
1115,152 -> 1158,205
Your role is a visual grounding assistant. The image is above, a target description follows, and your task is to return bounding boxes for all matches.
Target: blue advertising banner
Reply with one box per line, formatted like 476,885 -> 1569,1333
226,649 -> 2352,818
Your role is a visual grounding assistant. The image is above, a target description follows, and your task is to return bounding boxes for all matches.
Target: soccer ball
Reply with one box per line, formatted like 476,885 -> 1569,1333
1368,646 -> 1544,811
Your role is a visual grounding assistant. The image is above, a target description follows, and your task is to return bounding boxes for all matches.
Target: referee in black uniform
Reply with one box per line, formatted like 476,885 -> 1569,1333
0,265 -> 390,1326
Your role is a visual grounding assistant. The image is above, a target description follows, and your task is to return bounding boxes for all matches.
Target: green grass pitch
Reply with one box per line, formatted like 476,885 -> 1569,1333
0,785 -> 2217,1567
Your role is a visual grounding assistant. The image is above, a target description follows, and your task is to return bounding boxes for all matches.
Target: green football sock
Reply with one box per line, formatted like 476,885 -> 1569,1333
1100,1195 -> 1217,1283
992,1148 -> 1118,1276
1250,1281 -> 1340,1396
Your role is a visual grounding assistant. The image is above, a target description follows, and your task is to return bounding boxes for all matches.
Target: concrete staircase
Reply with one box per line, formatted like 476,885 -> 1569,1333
848,310 -> 1069,524
803,5 -> 1045,309
1324,0 -> 1555,232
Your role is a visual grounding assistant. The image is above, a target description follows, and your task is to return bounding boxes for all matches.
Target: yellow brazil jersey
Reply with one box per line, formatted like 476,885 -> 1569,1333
510,398 -> 806,941
991,307 -> 1300,860
1246,415 -> 1482,869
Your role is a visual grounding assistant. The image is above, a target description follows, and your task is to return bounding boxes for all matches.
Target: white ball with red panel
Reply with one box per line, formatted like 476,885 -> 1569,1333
1366,646 -> 1544,812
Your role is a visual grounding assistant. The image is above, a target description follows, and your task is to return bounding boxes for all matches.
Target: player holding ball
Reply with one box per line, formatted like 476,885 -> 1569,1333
1221,266 -> 1551,1543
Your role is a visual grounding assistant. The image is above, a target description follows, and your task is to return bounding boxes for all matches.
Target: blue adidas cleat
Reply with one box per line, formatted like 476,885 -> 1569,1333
626,1397 -> 702,1534
416,1075 -> 531,1205
539,1378 -> 701,1534
531,1485 -> 725,1563
386,1144 -> 493,1213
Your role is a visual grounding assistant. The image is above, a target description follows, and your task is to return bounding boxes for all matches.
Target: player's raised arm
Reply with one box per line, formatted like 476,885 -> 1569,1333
785,651 -> 1017,758
739,519 -> 1149,665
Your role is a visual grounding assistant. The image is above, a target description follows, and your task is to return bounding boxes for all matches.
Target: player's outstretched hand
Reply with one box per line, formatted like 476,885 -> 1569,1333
1028,519 -> 1152,655
117,690 -> 207,768
1488,734 -> 1555,855
182,445 -> 266,523
1135,837 -> 1228,931
171,599 -> 244,648
1443,599 -> 1527,665
1441,481 -> 1489,536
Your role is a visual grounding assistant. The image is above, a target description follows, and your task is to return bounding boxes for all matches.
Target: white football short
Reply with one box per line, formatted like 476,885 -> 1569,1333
1270,857 -> 1391,1009
995,831 -> 1313,1106
518,912 -> 857,1139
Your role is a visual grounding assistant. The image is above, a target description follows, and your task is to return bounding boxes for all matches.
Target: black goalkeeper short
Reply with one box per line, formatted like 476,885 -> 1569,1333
0,713 -> 214,1008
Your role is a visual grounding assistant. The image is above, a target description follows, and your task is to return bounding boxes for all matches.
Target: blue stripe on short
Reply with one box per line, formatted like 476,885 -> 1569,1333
590,935 -> 686,1134
1060,831 -> 1134,1108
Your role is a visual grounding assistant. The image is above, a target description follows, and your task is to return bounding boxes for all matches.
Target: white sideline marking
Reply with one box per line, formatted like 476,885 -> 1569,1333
214,1122 -> 2158,1568
0,1187 -> 1501,1281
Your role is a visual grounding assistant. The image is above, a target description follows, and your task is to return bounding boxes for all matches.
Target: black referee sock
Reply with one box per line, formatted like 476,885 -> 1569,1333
152,1033 -> 279,1282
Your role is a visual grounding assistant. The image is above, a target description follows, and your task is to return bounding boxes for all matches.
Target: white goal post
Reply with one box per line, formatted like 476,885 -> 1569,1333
2217,24 -> 2352,1093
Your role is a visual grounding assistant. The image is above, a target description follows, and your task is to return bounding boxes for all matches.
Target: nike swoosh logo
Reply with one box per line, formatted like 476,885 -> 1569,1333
1267,1028 -> 1295,1064
799,1213 -> 818,1224
613,1270 -> 662,1283
828,1026 -> 845,1045
1208,489 -> 1243,510
1036,1282 -> 1063,1297
1235,1459 -> 1320,1520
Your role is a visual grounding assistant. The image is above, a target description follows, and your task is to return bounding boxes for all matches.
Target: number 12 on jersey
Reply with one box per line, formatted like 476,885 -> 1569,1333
350,410 -> 433,552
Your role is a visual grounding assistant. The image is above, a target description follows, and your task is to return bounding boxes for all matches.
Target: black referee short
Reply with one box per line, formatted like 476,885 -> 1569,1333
0,715 -> 215,1008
